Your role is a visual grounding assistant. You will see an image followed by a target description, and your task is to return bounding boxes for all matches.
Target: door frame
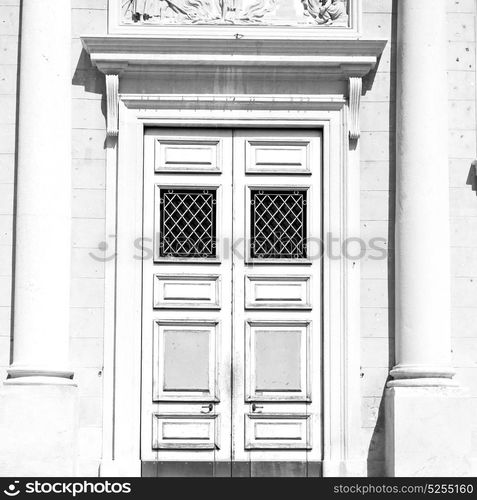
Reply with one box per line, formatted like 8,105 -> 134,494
99,94 -> 363,477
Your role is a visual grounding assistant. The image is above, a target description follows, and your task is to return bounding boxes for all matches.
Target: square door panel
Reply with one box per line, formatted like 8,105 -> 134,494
245,139 -> 312,174
245,275 -> 311,310
245,321 -> 311,402
153,320 -> 219,402
245,414 -> 312,450
153,414 -> 219,450
154,275 -> 221,309
155,138 -> 222,173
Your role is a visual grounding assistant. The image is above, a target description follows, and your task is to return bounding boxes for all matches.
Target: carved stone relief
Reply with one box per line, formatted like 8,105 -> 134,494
121,0 -> 350,26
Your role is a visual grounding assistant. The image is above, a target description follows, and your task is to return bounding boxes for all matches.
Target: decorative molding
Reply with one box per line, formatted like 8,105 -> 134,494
348,76 -> 361,140
106,74 -> 119,138
120,0 -> 350,27
106,105 -> 363,476
121,93 -> 347,110
302,0 -> 348,26
81,36 -> 386,79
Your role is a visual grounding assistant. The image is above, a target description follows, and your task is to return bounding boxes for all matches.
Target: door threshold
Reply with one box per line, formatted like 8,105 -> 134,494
141,461 -> 323,478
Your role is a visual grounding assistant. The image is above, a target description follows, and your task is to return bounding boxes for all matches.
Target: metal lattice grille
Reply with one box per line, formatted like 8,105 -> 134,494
159,189 -> 217,259
251,190 -> 307,260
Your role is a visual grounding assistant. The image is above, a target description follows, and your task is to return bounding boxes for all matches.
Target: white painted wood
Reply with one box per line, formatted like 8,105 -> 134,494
245,275 -> 312,310
142,128 -> 323,465
106,100 -> 362,476
245,320 -> 312,402
153,414 -> 219,450
245,137 -> 312,174
153,320 -> 219,402
232,128 -> 322,465
155,136 -> 223,173
142,128 -> 233,464
245,414 -> 311,450
154,274 -> 221,309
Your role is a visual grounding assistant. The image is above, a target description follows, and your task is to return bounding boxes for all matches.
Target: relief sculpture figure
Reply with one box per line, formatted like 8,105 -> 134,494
124,0 -> 222,22
236,0 -> 278,22
123,0 -> 348,25
302,0 -> 348,26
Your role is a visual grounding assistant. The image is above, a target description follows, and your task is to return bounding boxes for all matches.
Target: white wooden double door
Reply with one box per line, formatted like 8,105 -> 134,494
142,128 -> 322,476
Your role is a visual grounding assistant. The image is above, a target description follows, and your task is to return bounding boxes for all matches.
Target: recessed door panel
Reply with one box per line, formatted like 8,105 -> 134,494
153,320 -> 218,401
245,275 -> 311,310
153,414 -> 220,450
245,414 -> 312,450
155,136 -> 223,173
245,138 -> 313,174
245,320 -> 311,402
154,274 -> 221,309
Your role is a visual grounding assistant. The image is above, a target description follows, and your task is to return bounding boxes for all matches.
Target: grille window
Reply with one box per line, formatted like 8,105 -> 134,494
250,190 -> 307,260
159,188 -> 217,259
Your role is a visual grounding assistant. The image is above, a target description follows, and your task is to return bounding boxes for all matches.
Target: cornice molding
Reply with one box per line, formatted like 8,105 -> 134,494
81,35 -> 386,79
81,35 -> 385,142
120,93 -> 347,110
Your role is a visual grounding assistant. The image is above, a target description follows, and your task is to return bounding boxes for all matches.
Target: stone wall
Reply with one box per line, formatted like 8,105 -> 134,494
0,0 -> 475,477
0,0 -> 18,391
71,0 -> 108,477
360,0 -> 477,476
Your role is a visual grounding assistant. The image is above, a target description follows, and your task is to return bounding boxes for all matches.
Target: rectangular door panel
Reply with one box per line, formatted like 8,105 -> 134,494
245,137 -> 314,174
153,320 -> 219,402
153,414 -> 220,450
245,320 -> 311,402
154,133 -> 224,174
245,414 -> 312,450
245,275 -> 312,310
154,274 -> 221,309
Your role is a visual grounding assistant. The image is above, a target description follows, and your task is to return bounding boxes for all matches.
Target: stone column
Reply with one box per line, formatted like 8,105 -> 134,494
0,0 -> 78,476
385,0 -> 472,477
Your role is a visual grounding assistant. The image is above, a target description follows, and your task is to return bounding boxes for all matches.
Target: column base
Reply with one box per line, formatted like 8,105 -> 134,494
322,459 -> 367,477
0,381 -> 79,477
100,459 -> 142,477
385,386 -> 473,477
389,364 -> 456,386
7,364 -> 74,380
